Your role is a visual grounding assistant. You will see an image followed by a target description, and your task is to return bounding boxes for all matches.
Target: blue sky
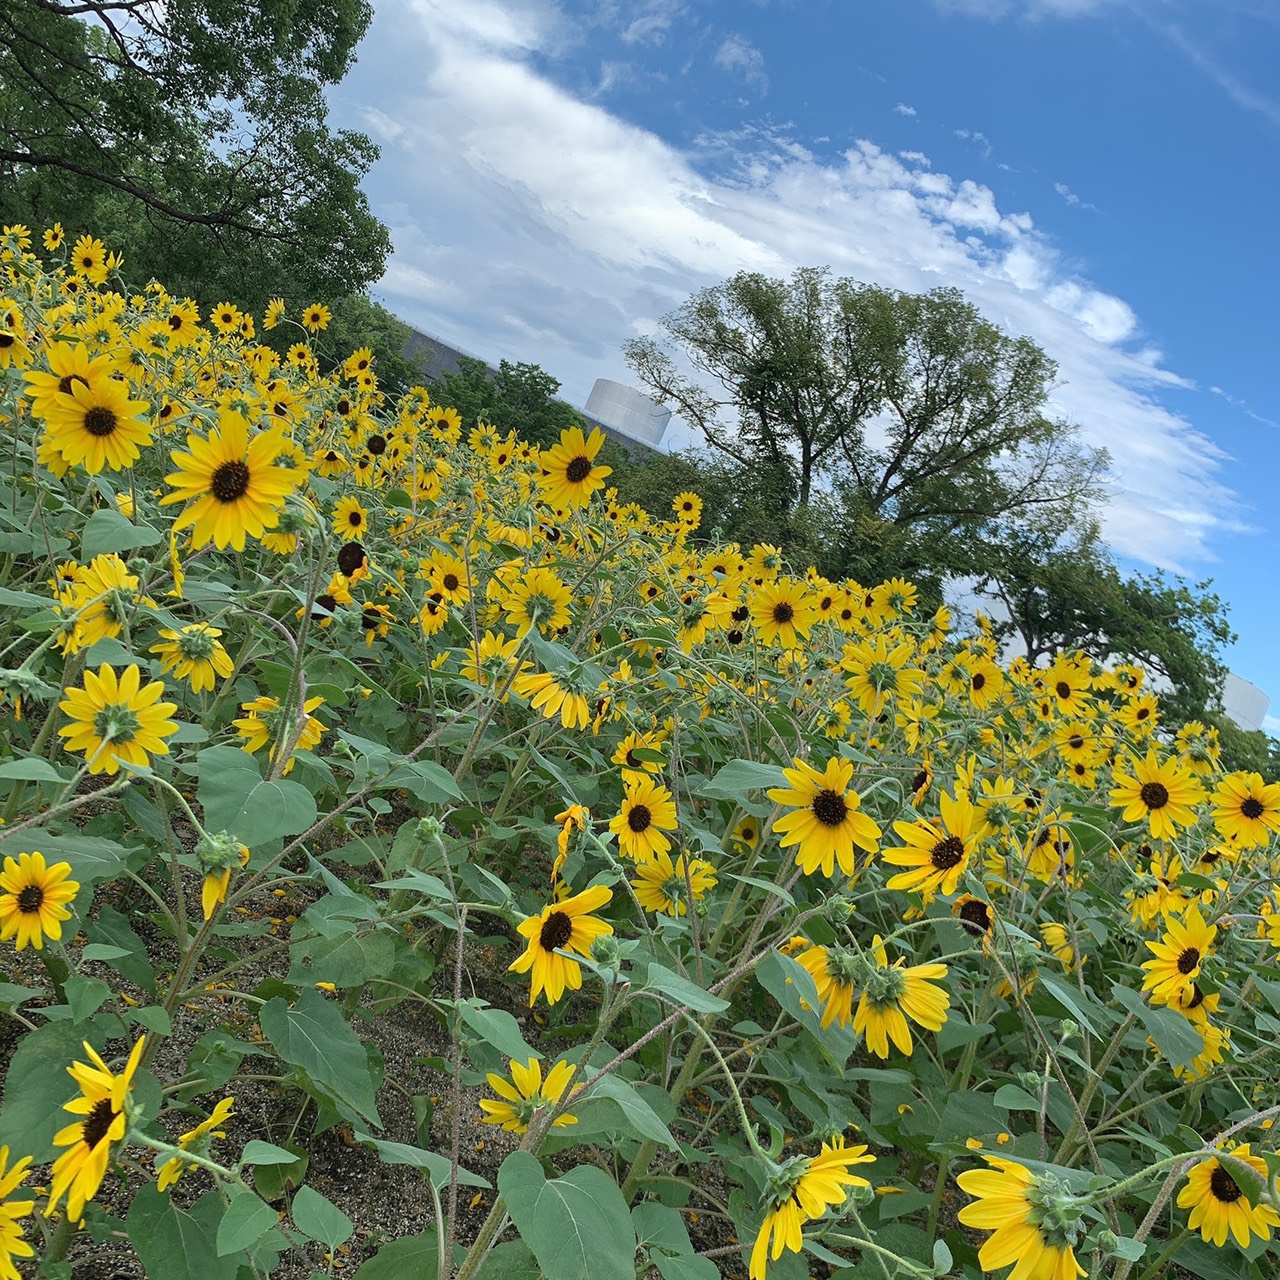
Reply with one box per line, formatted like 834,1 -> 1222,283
328,0 -> 1279,719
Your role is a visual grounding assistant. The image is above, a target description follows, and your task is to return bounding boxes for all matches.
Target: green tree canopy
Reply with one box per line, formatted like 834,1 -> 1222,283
0,0 -> 389,308
426,356 -> 590,448
623,268 -> 1107,541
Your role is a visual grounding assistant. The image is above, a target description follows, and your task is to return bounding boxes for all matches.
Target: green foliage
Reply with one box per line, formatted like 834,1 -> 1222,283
0,0 -> 390,309
426,356 -> 589,447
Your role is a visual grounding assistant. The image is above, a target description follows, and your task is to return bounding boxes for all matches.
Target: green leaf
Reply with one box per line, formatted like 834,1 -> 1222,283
0,758 -> 68,782
0,586 -> 51,608
653,1256 -> 719,1280
583,1074 -> 678,1151
89,906 -> 156,992
1109,1236 -> 1147,1262
197,746 -> 317,848
80,508 -> 163,559
259,988 -> 381,1126
252,1145 -> 309,1201
0,1020 -> 105,1161
127,1185 -> 239,1280
475,1240 -> 542,1279
288,928 -> 395,988
242,1140 -> 307,1166
353,1233 -> 440,1280
993,1084 -> 1042,1111
697,759 -> 788,799
80,943 -> 131,962
1037,973 -> 1113,1038
639,962 -> 728,1014
0,831 -> 130,885
754,952 -> 857,1067
1111,984 -> 1203,1069
1218,1152 -> 1268,1208
129,1006 -> 173,1035
352,1132 -> 489,1188
455,1001 -> 541,1064
633,1202 -> 693,1254
378,759 -> 464,804
291,1186 -> 353,1250
63,976 -> 112,1022
216,1191 -> 279,1257
498,1152 -> 637,1280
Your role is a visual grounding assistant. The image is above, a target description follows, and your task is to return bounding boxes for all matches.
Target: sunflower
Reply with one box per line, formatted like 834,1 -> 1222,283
332,496 -> 369,538
749,1138 -> 874,1280
460,631 -> 527,693
232,694 -> 325,776
156,1097 -> 236,1192
1211,772 -> 1280,849
841,635 -> 925,717
39,375 -> 153,474
956,1155 -> 1086,1280
71,233 -> 108,282
150,623 -> 234,694
263,298 -> 286,330
1109,750 -> 1206,842
511,670 -> 591,731
47,1037 -> 147,1221
58,663 -> 179,775
0,853 -> 79,953
200,841 -> 250,920
508,885 -> 613,1006
610,776 -> 679,862
0,1146 -> 33,1279
502,567 -> 573,636
630,848 -> 717,916
767,756 -> 882,878
1177,1146 -> 1280,1249
479,1058 -> 579,1133
43,222 -> 65,251
210,301 -> 243,335
749,579 -> 817,649
853,935 -> 950,1059
1141,904 -> 1216,1007
162,410 -> 297,551
56,552 -> 151,654
794,943 -> 859,1028
672,491 -> 703,528
953,895 -> 996,946
883,790 -> 987,901
538,426 -> 612,509
22,341 -> 113,417
301,302 -> 332,333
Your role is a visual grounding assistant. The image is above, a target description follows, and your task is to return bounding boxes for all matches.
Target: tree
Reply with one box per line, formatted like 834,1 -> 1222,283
426,357 -> 590,448
0,0 -> 390,308
623,269 -> 1106,551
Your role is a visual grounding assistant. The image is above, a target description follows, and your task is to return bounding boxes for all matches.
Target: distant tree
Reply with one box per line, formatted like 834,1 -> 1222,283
309,294 -> 419,397
426,357 -> 589,448
0,0 -> 390,308
623,269 -> 1106,538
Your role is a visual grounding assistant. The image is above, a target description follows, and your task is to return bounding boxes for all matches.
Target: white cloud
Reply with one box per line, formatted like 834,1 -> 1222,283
899,150 -> 931,166
607,0 -> 686,46
894,102 -> 918,116
713,34 -> 768,92
1052,180 -> 1097,211
341,0 -> 1243,569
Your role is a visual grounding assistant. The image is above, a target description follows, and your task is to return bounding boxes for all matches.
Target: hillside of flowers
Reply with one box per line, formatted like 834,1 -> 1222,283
0,223 -> 1278,1280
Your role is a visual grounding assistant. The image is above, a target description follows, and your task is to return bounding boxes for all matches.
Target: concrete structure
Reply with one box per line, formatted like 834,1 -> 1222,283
401,327 -> 667,455
1223,672 -> 1270,734
584,378 -> 672,450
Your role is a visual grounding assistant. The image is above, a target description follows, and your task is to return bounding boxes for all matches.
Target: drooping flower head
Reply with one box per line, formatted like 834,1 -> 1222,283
156,1097 -> 236,1192
479,1058 -> 579,1133
853,935 -> 950,1059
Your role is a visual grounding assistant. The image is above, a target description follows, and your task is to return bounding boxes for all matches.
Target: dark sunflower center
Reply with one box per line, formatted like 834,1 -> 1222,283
811,788 -> 848,826
958,899 -> 992,935
211,460 -> 251,502
1068,735 -> 1084,750
539,910 -> 573,952
313,593 -> 338,617
17,885 -> 44,914
0,334 -> 13,348
624,750 -> 640,768
347,510 -> 363,527
1136,707 -> 1150,720
971,672 -> 986,691
1185,983 -> 1205,1010
337,542 -> 366,576
930,835 -> 965,871
772,601 -> 795,624
1241,797 -> 1265,820
627,804 -> 652,833
168,314 -> 184,330
731,604 -> 750,623
337,398 -> 351,416
740,826 -> 755,842
443,573 -> 460,592
1139,781 -> 1170,810
727,629 -> 744,645
361,608 -> 381,630
84,406 -> 118,437
58,374 -> 86,395
1176,946 -> 1201,975
367,434 -> 387,455
565,456 -> 593,483
82,1097 -> 118,1150
1055,681 -> 1071,699
912,769 -> 930,796
1209,1166 -> 1243,1204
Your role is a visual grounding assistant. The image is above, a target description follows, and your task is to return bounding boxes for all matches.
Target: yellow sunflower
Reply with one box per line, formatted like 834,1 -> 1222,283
150,622 -> 234,694
502,567 -> 573,635
630,848 -> 717,916
508,885 -> 614,1006
538,426 -> 612,509
1211,772 -> 1280,849
853,935 -> 950,1059
301,302 -> 332,333
1177,1146 -> 1280,1249
58,663 -> 179,775
956,1155 -> 1086,1280
232,694 -> 325,776
511,670 -> 592,731
883,789 -> 987,900
47,1037 -> 147,1221
162,410 -> 297,551
794,943 -> 858,1029
841,635 -> 925,717
479,1058 -> 579,1133
749,579 -> 817,649
0,1145 -> 34,1279
610,776 -> 679,862
1109,749 -> 1206,842
39,375 -> 153,473
156,1097 -> 236,1192
332,495 -> 370,538
0,853 -> 79,953
767,756 -> 882,878
1141,904 -> 1216,1007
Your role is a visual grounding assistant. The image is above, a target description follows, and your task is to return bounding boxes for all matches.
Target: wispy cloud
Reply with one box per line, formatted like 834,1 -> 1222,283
954,127 -> 994,159
1156,21 -> 1280,127
1209,385 -> 1280,429
346,0 -> 1243,570
1053,181 -> 1096,211
894,102 -> 918,117
713,34 -> 768,92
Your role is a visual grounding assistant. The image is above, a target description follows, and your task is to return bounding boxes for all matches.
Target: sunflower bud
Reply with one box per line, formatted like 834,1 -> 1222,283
195,830 -> 247,874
